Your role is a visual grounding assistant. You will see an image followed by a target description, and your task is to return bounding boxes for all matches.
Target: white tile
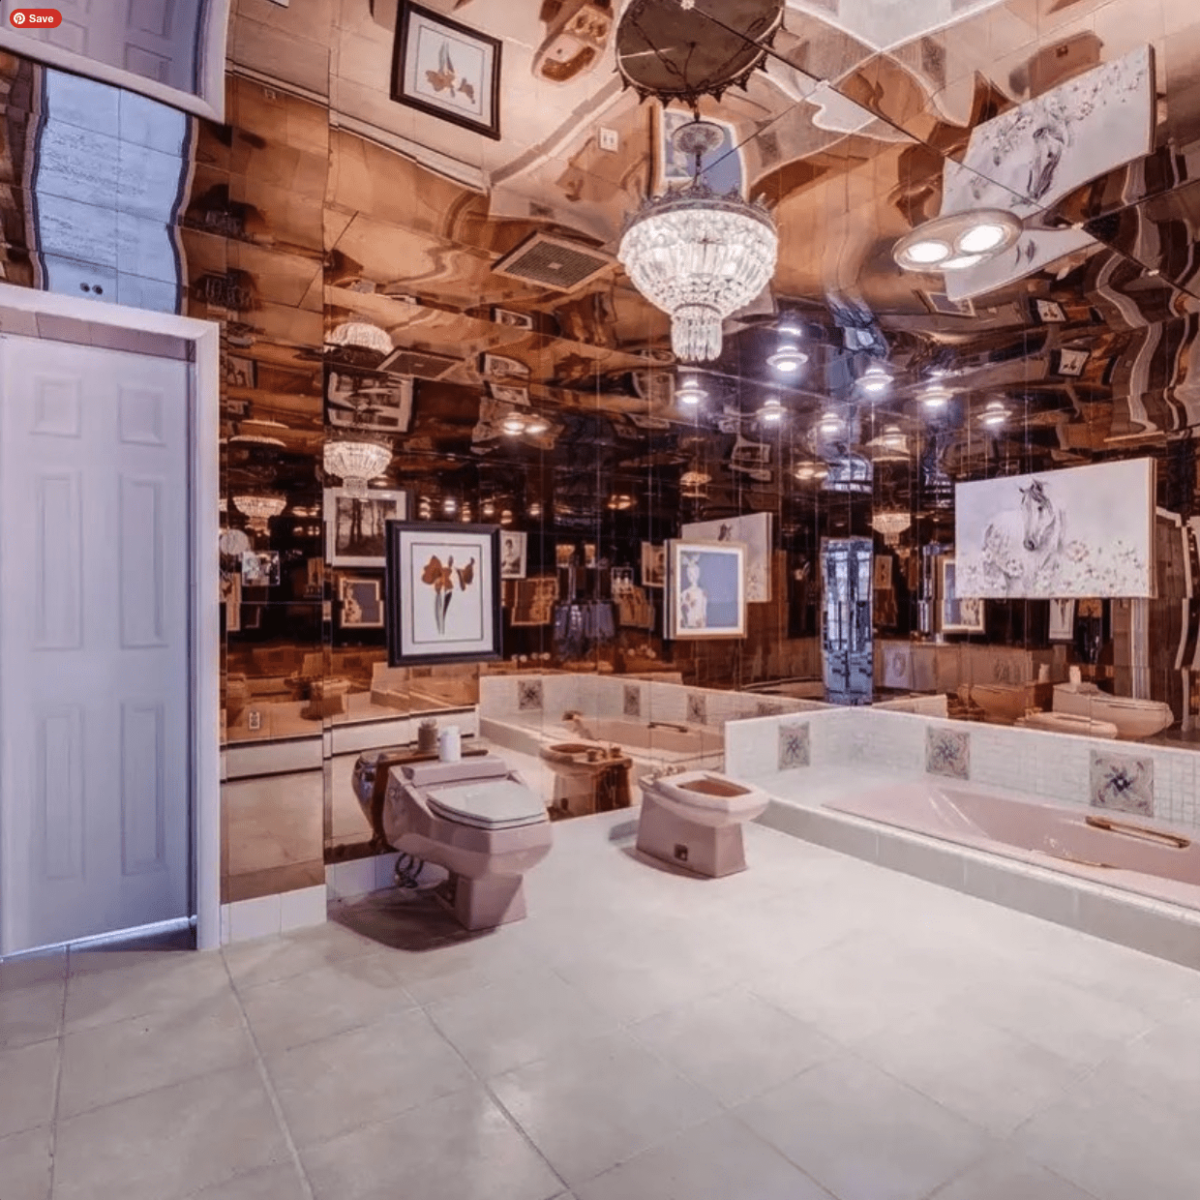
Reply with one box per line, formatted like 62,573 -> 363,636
227,894 -> 282,944
279,884 -> 327,932
736,1055 -> 992,1200
575,1112 -> 830,1200
491,1029 -> 720,1186
929,1151 -> 1098,1200
326,858 -> 379,902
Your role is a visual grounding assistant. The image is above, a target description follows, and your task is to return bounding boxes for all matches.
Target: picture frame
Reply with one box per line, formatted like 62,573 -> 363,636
657,108 -> 744,196
641,541 -> 665,588
385,522 -> 502,667
325,369 -> 414,434
324,488 -> 408,569
918,290 -> 975,318
480,352 -> 530,381
487,382 -> 530,406
611,567 -> 634,595
1049,597 -> 1076,641
499,530 -> 528,579
223,353 -> 257,389
338,576 -> 386,629
391,2 -> 503,141
666,539 -> 747,640
491,307 -> 533,330
1055,347 -> 1091,377
682,513 -> 773,603
939,556 -> 986,633
241,550 -> 280,588
1033,298 -> 1067,323
221,573 -> 242,632
510,576 -> 558,626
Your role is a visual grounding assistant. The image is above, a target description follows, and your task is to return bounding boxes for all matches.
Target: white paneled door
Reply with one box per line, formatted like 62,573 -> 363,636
0,335 -> 191,955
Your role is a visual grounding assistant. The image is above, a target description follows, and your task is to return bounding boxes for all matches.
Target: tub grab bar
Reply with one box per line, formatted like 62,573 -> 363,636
1084,814 -> 1191,850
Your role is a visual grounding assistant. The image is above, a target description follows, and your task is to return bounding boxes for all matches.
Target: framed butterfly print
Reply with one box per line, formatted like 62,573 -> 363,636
391,3 -> 503,141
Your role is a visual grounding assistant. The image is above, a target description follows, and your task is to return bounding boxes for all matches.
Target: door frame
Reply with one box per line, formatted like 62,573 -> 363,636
0,0 -> 231,122
0,283 -> 221,952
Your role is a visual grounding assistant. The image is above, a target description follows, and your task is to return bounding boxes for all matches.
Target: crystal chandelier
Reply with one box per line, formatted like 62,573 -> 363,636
871,511 -> 912,548
326,322 -> 393,357
323,440 -> 391,499
233,493 -> 287,535
619,120 -> 778,363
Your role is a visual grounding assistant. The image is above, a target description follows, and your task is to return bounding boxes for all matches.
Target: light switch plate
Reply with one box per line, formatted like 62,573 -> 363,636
598,127 -> 619,152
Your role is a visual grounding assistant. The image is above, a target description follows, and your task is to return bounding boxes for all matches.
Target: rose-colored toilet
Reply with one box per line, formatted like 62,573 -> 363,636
636,771 -> 769,877
382,755 -> 552,930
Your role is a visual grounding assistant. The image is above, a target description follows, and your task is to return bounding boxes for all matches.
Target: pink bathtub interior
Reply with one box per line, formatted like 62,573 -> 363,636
827,784 -> 1200,910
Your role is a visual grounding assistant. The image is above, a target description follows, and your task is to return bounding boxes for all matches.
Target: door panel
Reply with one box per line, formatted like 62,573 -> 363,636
1,335 -> 190,954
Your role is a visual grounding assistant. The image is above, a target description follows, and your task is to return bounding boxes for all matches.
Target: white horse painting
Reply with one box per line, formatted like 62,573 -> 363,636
979,479 -> 1065,595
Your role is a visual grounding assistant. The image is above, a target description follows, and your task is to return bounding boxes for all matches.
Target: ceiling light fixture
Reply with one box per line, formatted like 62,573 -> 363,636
857,362 -> 893,395
619,120 -> 778,363
817,410 -> 843,435
527,502 -> 543,518
893,209 -> 1022,273
524,415 -> 549,436
232,493 -> 287,535
607,493 -> 636,511
766,342 -> 808,373
981,399 -> 1009,427
758,397 -> 784,423
870,510 -> 912,548
323,440 -> 392,499
920,383 -> 953,409
676,374 -> 708,406
502,413 -> 528,436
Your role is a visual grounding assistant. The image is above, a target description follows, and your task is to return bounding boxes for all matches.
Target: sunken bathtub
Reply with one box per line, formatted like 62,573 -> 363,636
827,783 -> 1200,911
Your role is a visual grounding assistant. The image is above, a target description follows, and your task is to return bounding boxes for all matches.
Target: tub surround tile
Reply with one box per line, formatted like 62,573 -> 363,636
777,722 -> 811,771
1090,750 -> 1154,817
518,680 -> 544,713
623,684 -> 641,718
687,692 -> 707,725
926,727 -> 970,781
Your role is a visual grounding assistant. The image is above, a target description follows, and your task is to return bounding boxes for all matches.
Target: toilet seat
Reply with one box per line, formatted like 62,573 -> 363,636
425,779 -> 547,830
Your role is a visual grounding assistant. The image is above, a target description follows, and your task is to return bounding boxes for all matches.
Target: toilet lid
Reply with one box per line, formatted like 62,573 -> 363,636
425,779 -> 547,830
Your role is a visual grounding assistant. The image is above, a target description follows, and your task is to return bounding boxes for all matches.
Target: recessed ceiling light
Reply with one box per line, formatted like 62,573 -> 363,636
767,344 -> 809,373
894,209 -> 1022,273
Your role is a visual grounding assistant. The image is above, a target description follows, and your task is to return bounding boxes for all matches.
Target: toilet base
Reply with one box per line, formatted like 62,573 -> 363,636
635,793 -> 747,878
435,871 -> 528,931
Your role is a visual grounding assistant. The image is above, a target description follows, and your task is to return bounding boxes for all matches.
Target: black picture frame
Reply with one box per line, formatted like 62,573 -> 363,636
385,521 -> 503,667
391,2 -> 503,141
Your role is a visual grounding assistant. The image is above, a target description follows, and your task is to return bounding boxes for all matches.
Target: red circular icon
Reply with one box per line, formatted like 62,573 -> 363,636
10,9 -> 62,27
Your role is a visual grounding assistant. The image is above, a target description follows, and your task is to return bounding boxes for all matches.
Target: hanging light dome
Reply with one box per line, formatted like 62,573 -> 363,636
323,440 -> 391,499
871,510 -> 912,547
233,493 -> 287,535
619,121 -> 778,363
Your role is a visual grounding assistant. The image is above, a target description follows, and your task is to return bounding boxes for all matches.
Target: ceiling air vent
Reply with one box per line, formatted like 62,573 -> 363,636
491,233 -> 614,293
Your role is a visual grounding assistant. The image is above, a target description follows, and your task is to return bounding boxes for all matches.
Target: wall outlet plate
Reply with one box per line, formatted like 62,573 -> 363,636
598,127 -> 619,153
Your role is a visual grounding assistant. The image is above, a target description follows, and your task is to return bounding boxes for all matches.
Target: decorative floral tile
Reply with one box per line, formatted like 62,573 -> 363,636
1090,750 -> 1154,817
687,692 -> 707,725
518,680 -> 543,712
926,727 -> 970,780
623,685 -> 641,718
778,722 -> 811,771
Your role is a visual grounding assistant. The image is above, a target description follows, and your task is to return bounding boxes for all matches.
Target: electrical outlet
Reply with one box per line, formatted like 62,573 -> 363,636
598,127 -> 619,153
674,844 -> 689,863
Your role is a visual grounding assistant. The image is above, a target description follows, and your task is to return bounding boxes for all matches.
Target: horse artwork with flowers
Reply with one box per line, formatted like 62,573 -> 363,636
955,460 -> 1155,600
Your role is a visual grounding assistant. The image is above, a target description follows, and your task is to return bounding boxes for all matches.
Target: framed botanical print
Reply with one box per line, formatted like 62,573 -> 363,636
385,522 -> 502,667
666,539 -> 747,640
338,576 -> 385,629
391,3 -> 503,141
939,556 -> 985,633
324,488 -> 408,569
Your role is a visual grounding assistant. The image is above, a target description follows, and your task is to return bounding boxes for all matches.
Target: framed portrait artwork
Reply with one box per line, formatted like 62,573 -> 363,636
641,542 -> 665,588
385,522 -> 502,667
682,513 -> 772,602
499,530 -> 528,579
939,556 -> 985,633
391,3 -> 502,141
666,539 -> 747,640
338,576 -> 385,629
1049,597 -> 1076,641
324,488 -> 408,569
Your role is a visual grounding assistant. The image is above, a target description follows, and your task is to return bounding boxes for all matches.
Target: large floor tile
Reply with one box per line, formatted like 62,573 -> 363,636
574,1112 -> 831,1200
64,952 -> 232,1031
266,1007 -> 475,1148
490,1029 -> 721,1186
854,1005 -> 1084,1136
0,1125 -> 52,1200
630,988 -> 838,1107
222,920 -> 386,989
0,978 -> 65,1051
238,952 -> 418,1054
736,1053 -> 993,1200
301,1086 -> 562,1200
0,1040 -> 59,1139
748,930 -> 977,1046
58,988 -> 257,1118
180,1162 -> 310,1199
52,1065 -> 290,1200
1009,1075 -> 1200,1200
426,967 -> 618,1077
930,1150 -> 1099,1200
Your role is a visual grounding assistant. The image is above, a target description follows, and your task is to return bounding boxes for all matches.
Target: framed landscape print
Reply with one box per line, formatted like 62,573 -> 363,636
324,488 -> 408,569
391,3 -> 502,141
339,576 -> 385,629
666,539 -> 747,640
386,522 -> 502,667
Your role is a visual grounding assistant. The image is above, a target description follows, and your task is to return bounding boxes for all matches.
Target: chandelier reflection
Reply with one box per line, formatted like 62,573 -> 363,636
619,120 -> 778,363
233,493 -> 287,536
323,440 -> 392,499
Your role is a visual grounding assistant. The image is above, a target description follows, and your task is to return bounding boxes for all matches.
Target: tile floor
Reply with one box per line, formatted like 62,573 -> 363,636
4,811 -> 1200,1200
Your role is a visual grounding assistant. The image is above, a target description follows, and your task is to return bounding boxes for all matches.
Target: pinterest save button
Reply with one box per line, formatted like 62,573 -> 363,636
10,9 -> 63,26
